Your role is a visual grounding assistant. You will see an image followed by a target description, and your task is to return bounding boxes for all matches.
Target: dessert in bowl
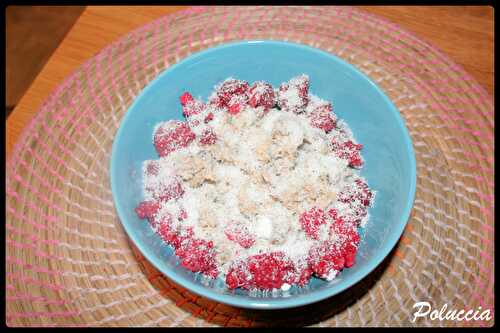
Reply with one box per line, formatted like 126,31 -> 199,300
110,40 -> 416,309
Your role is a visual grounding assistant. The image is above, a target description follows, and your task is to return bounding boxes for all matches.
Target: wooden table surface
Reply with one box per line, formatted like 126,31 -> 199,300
6,6 -> 494,158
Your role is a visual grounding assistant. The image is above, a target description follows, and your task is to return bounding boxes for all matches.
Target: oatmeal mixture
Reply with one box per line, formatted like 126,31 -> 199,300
135,75 -> 375,291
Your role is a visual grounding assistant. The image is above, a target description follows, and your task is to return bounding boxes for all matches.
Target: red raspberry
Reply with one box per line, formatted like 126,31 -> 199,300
144,160 -> 159,176
340,207 -> 368,227
227,93 -> 249,115
329,215 -> 360,246
328,208 -> 360,268
179,92 -> 194,106
337,179 -> 373,226
308,207 -> 361,278
355,179 -> 374,207
338,179 -> 373,207
294,75 -> 309,99
338,179 -> 373,225
299,207 -> 327,240
342,242 -> 359,268
153,121 -> 196,157
307,241 -> 345,278
212,78 -> 249,108
205,267 -> 219,279
161,180 -> 184,201
225,266 -> 248,290
208,96 -> 222,108
328,207 -> 357,236
157,218 -> 173,240
175,238 -> 217,274
146,178 -> 184,202
328,207 -> 359,232
135,200 -> 160,221
157,219 -> 193,250
248,82 -> 276,110
228,102 -> 243,115
297,266 -> 314,287
277,75 -> 310,113
334,224 -> 360,268
204,112 -> 214,123
224,222 -> 256,248
246,252 -> 298,289
225,252 -> 296,290
182,99 -> 206,118
327,208 -> 344,225
155,214 -> 178,246
331,139 -> 364,168
309,103 -> 336,133
199,128 -> 217,145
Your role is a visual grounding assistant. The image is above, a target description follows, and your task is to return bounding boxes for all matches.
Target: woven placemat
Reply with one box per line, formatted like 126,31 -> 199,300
6,6 -> 494,327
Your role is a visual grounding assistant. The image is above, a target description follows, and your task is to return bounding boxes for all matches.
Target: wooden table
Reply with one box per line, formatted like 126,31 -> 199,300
6,6 -> 494,158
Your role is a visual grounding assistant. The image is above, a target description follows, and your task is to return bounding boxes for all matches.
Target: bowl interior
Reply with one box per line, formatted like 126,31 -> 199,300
110,41 -> 416,309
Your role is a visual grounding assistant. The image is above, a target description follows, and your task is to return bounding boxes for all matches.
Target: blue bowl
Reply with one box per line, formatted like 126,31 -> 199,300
110,40 -> 416,309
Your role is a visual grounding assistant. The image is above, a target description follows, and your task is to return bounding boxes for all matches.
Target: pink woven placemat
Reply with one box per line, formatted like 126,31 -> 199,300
6,6 -> 494,327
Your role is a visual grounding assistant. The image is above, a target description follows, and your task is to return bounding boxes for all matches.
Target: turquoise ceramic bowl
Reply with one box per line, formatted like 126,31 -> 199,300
110,40 -> 416,309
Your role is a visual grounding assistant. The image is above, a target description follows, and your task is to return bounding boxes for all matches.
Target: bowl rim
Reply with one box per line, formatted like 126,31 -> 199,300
110,40 -> 417,310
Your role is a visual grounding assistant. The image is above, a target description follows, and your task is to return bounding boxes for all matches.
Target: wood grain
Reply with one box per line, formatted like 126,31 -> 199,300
360,6 -> 494,95
6,6 -> 85,108
6,6 -> 493,158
